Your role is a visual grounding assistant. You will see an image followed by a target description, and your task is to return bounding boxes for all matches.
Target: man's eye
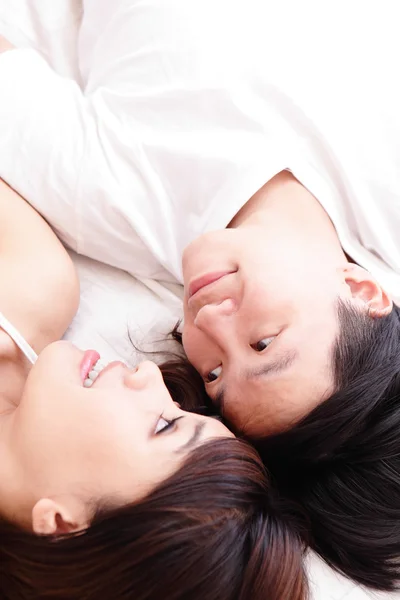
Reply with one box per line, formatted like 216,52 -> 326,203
205,365 -> 222,383
155,416 -> 178,434
251,337 -> 275,352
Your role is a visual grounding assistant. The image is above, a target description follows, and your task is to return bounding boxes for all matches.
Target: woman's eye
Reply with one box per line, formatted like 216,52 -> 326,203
205,365 -> 222,383
155,416 -> 177,435
251,337 -> 275,352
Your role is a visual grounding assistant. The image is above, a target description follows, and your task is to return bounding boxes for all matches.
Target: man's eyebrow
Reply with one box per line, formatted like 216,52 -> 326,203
244,350 -> 297,381
175,421 -> 206,454
212,350 -> 297,415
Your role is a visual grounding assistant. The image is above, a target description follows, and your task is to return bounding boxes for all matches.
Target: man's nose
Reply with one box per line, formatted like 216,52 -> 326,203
193,298 -> 237,341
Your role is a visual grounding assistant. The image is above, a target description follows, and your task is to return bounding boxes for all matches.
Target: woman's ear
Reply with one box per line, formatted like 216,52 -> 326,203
32,497 -> 89,535
343,264 -> 392,317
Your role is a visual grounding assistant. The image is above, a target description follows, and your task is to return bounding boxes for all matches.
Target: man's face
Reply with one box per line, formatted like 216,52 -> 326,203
182,225 -> 345,437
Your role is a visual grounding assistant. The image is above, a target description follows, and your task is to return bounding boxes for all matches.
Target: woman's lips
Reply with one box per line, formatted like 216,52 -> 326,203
188,271 -> 236,299
80,350 -> 100,383
92,361 -> 126,385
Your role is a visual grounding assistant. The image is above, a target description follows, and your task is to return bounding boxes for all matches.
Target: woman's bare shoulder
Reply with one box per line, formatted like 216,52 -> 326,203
0,179 -> 79,354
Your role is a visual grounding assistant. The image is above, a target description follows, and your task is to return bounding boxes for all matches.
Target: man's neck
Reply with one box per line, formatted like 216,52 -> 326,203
229,170 -> 348,265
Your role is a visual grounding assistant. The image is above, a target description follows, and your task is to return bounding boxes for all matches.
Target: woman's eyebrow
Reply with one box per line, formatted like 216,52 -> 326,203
175,421 -> 205,454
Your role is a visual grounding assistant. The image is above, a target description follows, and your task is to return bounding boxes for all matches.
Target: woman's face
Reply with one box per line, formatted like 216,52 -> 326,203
3,341 -> 232,530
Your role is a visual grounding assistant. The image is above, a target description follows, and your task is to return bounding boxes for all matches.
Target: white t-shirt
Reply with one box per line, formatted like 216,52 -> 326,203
0,0 -> 399,302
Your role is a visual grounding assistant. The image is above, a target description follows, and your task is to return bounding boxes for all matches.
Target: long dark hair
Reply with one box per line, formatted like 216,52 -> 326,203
0,438 -> 308,600
254,301 -> 400,591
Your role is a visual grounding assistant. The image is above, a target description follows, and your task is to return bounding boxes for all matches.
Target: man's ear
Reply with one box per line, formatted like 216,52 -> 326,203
32,497 -> 89,535
343,264 -> 392,317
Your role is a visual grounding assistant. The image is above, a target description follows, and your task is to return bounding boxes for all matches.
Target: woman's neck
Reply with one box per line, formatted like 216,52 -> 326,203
0,330 -> 31,413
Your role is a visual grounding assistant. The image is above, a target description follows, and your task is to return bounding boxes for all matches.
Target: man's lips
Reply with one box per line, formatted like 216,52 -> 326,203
188,270 -> 236,299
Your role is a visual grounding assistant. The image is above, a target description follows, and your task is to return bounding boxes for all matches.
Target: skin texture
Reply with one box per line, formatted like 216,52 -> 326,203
182,171 -> 392,437
0,180 -> 231,535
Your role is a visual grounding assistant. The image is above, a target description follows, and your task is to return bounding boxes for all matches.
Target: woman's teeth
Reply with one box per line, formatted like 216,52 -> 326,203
83,358 -> 108,388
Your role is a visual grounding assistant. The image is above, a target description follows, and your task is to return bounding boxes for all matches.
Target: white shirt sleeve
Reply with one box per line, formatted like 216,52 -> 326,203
0,0 -> 287,282
0,48 -> 90,251
0,1 -> 268,281
0,44 -> 165,278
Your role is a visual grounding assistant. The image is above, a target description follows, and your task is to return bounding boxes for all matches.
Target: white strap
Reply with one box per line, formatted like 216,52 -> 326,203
0,311 -> 38,364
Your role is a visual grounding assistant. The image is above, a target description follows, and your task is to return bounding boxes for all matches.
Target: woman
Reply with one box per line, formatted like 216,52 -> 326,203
0,179 -> 308,599
1,0 -> 400,591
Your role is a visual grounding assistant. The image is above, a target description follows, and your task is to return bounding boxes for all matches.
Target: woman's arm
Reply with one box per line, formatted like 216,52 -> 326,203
0,179 -> 79,354
0,34 -> 13,53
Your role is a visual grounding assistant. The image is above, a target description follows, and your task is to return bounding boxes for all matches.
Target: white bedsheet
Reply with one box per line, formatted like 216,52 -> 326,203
64,250 -> 184,365
1,3 -> 399,599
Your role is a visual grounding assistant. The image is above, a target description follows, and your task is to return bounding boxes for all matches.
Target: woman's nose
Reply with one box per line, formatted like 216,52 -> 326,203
124,360 -> 163,390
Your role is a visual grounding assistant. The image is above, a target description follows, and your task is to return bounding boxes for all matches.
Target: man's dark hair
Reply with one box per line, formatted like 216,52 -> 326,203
255,300 -> 400,591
